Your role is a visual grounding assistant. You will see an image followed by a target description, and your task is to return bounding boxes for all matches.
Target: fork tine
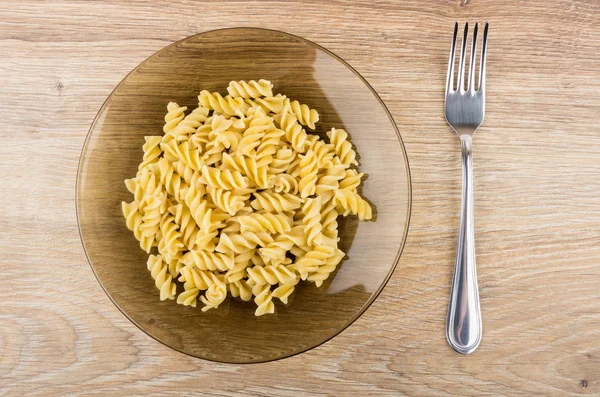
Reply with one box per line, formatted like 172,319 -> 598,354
468,23 -> 478,93
457,23 -> 469,92
478,22 -> 489,92
446,22 -> 458,93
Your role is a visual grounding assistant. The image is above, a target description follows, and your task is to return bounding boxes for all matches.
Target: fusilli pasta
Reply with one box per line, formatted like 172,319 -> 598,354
122,79 -> 372,315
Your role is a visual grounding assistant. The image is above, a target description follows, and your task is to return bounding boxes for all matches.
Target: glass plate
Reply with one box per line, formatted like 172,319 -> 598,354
77,28 -> 411,363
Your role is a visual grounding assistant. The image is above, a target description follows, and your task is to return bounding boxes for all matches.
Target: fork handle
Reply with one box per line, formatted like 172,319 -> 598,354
446,135 -> 482,354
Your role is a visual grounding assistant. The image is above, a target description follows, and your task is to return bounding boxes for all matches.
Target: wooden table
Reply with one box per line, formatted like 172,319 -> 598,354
2,1 -> 599,395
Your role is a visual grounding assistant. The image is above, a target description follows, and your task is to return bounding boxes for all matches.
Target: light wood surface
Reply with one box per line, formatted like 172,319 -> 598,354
2,0 -> 600,395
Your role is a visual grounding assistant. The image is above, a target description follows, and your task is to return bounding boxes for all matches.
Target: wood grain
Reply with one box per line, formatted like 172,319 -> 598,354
1,0 -> 600,395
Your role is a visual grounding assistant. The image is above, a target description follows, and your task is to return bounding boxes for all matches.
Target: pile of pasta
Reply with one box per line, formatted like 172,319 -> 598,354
122,79 -> 372,316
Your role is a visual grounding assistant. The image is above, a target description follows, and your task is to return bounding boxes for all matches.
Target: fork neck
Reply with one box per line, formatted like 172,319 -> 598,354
460,134 -> 473,156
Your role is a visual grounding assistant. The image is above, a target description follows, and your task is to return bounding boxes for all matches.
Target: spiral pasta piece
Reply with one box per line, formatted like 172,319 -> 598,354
246,264 -> 298,286
244,94 -> 286,114
228,279 -> 253,301
177,287 -> 200,307
163,102 -> 186,134
181,249 -> 234,272
302,197 -> 323,246
327,128 -> 358,167
207,185 -> 246,216
164,106 -> 209,142
138,136 -> 163,172
140,192 -> 164,237
237,107 -> 272,157
251,283 -> 275,316
178,264 -> 222,291
269,147 -> 295,175
272,284 -> 296,304
200,165 -> 248,190
237,212 -> 293,234
122,201 -> 154,253
227,79 -> 273,99
208,115 -> 243,151
221,153 -> 271,189
305,134 -> 335,169
216,231 -> 274,254
333,188 -> 373,220
320,200 -> 339,233
272,173 -> 298,195
200,281 -> 228,312
151,158 -> 186,197
168,203 -> 199,250
202,135 -> 226,166
180,184 -> 208,223
198,90 -> 247,117
147,254 -> 177,301
298,150 -> 318,198
307,248 -> 345,287
157,212 -> 184,257
283,98 -> 320,129
251,191 -> 303,213
258,225 -> 306,265
273,107 -> 308,153
339,168 -> 364,190
292,245 -> 335,280
315,158 -> 345,196
225,250 -> 255,283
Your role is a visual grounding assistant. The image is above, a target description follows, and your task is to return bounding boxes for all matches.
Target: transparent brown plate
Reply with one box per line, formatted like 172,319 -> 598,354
77,28 -> 411,363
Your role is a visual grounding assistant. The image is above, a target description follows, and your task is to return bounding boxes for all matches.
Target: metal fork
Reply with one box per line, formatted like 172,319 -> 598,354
445,22 -> 488,354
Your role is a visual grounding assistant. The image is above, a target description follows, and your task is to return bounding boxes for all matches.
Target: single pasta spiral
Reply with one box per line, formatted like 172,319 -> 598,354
339,168 -> 364,190
283,98 -> 320,130
200,164 -> 248,190
244,94 -> 286,114
181,249 -> 235,272
207,185 -> 246,216
158,212 -> 184,257
273,107 -> 308,153
216,231 -> 274,254
147,254 -> 177,301
198,90 -> 247,117
246,264 -> 297,286
298,150 -> 318,198
237,107 -> 272,157
168,202 -> 199,250
292,245 -> 335,280
269,147 -> 295,175
327,128 -> 358,167
139,136 -> 163,172
251,191 -> 303,212
333,188 -> 373,220
227,79 -> 274,99
302,197 -> 323,246
122,201 -> 154,253
272,173 -> 298,195
200,281 -> 228,312
237,212 -> 293,234
307,248 -> 345,287
177,287 -> 200,307
163,102 -> 186,134
221,153 -> 271,189
251,283 -> 275,316
164,106 -> 209,142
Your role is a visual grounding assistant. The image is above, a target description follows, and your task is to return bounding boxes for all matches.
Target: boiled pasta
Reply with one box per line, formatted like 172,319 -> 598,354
122,79 -> 372,316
